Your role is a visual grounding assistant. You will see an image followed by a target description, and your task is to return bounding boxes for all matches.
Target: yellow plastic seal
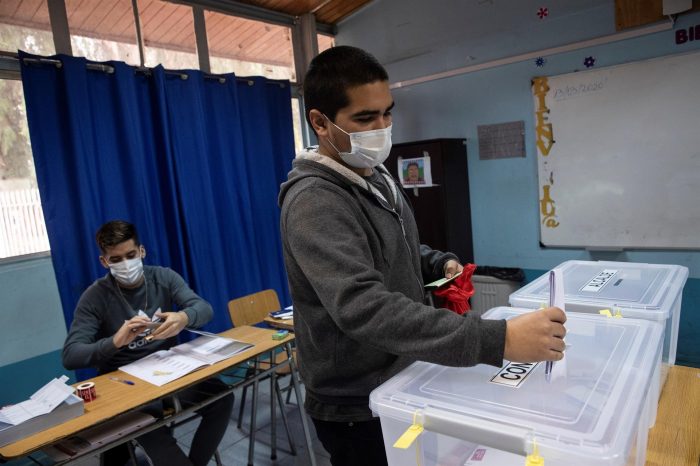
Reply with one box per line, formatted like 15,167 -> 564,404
525,440 -> 544,466
393,412 -> 424,449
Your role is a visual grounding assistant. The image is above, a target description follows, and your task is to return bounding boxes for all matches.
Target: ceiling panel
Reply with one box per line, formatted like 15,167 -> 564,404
226,0 -> 372,25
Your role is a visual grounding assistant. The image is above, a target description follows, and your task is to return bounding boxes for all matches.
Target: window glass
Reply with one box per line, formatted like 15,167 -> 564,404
291,97 -> 305,153
0,79 -> 50,258
317,33 -> 334,53
138,0 -> 198,69
66,0 -> 140,65
206,10 -> 295,80
0,0 -> 55,55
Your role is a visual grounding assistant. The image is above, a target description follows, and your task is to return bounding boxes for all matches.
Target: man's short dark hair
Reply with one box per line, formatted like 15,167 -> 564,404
407,162 -> 419,169
303,46 -> 388,131
96,220 -> 140,254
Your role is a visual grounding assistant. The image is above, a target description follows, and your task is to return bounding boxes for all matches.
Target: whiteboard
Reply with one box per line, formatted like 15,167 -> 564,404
533,50 -> 700,250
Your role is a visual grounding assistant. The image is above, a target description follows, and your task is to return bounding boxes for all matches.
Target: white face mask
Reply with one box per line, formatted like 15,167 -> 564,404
109,257 -> 144,286
325,117 -> 393,169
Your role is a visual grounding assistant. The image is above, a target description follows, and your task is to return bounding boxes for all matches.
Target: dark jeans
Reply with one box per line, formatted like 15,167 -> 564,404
102,378 -> 234,466
312,418 -> 388,466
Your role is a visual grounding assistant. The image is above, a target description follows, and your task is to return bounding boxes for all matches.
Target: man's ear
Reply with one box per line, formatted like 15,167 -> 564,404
140,245 -> 146,259
309,109 -> 329,138
99,255 -> 109,269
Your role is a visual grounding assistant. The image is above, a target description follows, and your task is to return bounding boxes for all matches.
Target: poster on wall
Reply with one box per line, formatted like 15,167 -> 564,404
398,156 -> 432,188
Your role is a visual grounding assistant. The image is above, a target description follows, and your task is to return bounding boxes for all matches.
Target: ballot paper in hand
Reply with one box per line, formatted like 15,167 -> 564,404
0,375 -> 74,425
547,268 -> 568,382
550,268 -> 566,312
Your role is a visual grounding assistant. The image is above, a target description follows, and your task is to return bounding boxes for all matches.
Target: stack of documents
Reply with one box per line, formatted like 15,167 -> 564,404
269,305 -> 293,320
120,331 -> 253,386
265,305 -> 294,331
0,376 -> 84,447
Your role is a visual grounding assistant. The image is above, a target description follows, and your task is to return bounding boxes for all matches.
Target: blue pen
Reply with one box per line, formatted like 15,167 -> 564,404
110,376 -> 135,386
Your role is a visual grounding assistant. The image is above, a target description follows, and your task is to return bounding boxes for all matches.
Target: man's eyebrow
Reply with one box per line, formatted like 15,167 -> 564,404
107,248 -> 137,261
350,102 -> 395,118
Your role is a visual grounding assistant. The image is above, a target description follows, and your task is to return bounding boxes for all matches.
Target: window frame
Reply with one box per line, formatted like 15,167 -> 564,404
0,0 -> 331,259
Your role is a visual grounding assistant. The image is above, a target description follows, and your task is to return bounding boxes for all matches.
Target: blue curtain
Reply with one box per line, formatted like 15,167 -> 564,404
20,53 -> 294,366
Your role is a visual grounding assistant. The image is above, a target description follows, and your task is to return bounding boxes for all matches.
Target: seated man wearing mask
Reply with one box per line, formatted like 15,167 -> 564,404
63,220 -> 233,466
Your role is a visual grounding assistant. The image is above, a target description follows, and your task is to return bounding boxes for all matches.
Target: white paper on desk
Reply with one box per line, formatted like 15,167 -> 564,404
119,350 -> 208,387
183,329 -> 253,359
0,375 -> 74,425
175,336 -> 253,364
120,336 -> 254,385
189,336 -> 233,355
185,328 -> 219,338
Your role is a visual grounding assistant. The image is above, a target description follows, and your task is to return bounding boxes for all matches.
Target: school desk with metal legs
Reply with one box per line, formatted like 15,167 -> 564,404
0,326 -> 316,466
233,341 -> 312,466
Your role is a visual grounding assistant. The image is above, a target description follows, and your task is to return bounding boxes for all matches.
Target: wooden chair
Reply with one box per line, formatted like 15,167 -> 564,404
227,289 -> 299,462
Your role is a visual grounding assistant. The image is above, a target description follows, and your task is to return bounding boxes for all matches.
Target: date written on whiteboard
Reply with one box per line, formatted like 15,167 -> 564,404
553,78 -> 607,101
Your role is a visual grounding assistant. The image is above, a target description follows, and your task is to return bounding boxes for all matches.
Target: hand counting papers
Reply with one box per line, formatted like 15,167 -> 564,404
119,332 -> 253,386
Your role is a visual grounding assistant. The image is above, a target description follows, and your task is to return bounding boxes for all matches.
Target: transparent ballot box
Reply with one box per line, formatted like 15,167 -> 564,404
509,261 -> 687,369
370,307 -> 663,466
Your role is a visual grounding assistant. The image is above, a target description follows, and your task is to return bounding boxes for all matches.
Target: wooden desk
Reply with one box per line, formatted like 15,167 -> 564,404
263,315 -> 294,331
645,365 -> 700,466
0,326 -> 314,464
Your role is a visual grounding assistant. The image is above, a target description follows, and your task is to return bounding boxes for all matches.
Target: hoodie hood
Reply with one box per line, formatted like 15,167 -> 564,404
278,147 -> 399,210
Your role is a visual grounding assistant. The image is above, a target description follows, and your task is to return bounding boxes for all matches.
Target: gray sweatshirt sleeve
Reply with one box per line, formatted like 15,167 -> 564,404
163,268 -> 213,329
283,185 -> 505,368
62,294 -> 121,371
420,244 -> 460,282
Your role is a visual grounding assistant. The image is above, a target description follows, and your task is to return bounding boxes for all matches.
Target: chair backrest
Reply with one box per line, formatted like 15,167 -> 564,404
228,289 -> 281,327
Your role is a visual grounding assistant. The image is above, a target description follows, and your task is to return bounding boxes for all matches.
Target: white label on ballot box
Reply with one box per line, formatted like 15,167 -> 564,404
489,361 -> 539,388
580,269 -> 618,293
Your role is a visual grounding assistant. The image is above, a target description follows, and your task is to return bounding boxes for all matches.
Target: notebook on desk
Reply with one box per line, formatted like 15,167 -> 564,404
119,334 -> 254,386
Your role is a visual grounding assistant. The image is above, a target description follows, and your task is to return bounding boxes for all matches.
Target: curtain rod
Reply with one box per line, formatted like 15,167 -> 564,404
17,55 -> 288,87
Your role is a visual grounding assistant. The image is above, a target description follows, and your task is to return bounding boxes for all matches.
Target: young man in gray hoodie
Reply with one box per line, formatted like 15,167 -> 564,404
63,220 -> 233,466
279,46 -> 566,465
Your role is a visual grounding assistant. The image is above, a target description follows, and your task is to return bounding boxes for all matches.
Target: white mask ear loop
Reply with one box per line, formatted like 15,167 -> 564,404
322,114 -> 348,157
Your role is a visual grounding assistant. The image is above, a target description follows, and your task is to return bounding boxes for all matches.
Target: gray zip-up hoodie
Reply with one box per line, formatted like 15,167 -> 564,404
279,150 -> 506,420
